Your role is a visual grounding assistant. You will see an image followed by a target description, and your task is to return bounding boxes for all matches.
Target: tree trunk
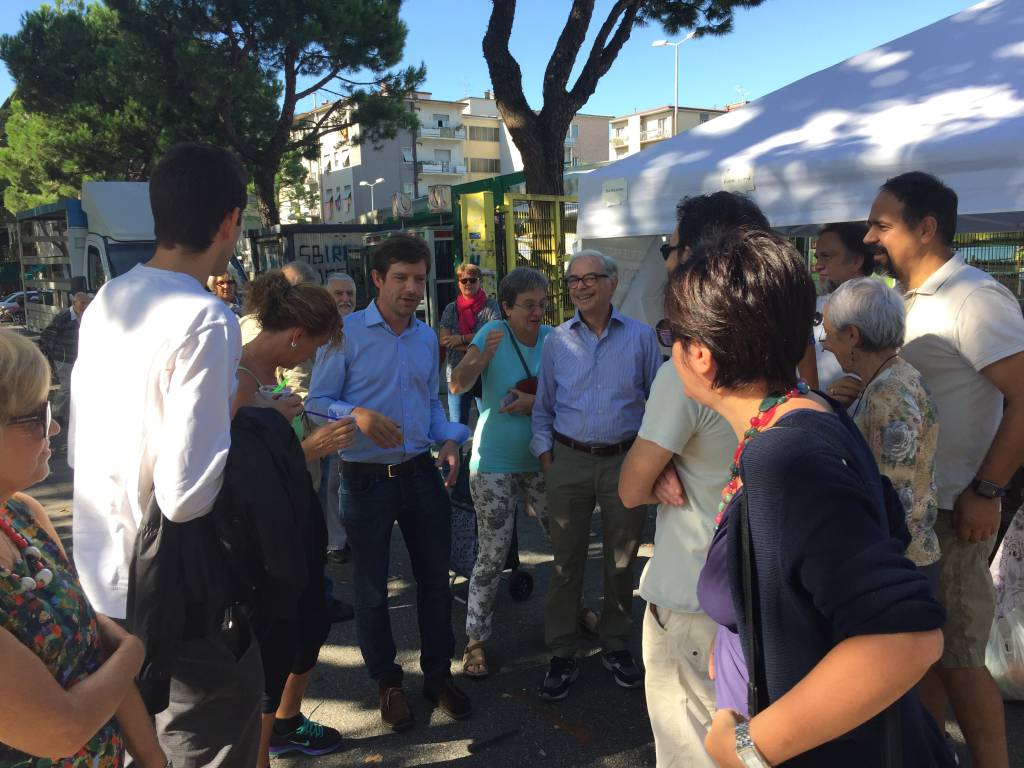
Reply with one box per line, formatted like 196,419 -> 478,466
253,164 -> 280,227
511,123 -> 567,197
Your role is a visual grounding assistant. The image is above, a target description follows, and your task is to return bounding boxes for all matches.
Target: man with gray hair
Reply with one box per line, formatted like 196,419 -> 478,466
531,249 -> 661,701
322,272 -> 358,565
326,272 -> 357,316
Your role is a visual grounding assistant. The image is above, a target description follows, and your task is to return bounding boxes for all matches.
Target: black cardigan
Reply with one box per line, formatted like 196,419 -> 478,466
728,405 -> 953,767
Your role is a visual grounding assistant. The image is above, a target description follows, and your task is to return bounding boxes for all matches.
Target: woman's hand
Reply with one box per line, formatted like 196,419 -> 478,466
440,334 -> 464,350
254,391 -> 303,420
704,709 -> 746,768
95,615 -> 143,668
826,374 -> 864,407
304,417 -> 357,461
498,389 -> 534,415
481,329 -> 504,361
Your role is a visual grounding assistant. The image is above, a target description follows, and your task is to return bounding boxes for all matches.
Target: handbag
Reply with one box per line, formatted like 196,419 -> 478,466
504,321 -> 538,395
737,490 -> 902,766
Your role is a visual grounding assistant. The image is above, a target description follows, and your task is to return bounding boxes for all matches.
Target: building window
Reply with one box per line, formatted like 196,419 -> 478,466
403,182 -> 414,196
401,146 -> 413,163
469,158 -> 501,173
432,113 -> 449,128
468,125 -> 499,142
699,112 -> 710,123
568,124 -> 579,139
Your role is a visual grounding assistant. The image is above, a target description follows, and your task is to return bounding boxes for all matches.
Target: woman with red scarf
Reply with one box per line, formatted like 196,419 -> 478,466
440,263 -> 501,425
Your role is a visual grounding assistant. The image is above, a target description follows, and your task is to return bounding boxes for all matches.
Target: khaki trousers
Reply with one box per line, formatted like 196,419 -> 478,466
543,442 -> 647,656
642,604 -> 718,768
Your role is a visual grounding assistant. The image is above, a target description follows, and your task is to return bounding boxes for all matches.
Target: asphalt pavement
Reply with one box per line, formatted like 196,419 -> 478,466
31,459 -> 1024,767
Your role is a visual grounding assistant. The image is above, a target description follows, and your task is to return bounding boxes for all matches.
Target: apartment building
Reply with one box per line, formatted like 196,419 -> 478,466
608,104 -> 728,160
282,92 -> 612,224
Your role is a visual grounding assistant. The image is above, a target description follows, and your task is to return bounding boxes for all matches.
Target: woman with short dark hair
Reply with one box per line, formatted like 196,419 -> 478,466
662,230 -> 952,766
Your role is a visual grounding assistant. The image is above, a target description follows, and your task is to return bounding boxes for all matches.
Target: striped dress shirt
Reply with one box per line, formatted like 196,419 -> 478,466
530,307 -> 661,456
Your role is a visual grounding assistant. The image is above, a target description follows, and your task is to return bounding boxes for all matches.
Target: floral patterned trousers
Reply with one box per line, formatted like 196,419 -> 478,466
466,471 -> 548,641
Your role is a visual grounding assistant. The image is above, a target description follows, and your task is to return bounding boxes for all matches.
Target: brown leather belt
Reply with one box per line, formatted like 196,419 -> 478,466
553,431 -> 635,457
341,452 -> 435,480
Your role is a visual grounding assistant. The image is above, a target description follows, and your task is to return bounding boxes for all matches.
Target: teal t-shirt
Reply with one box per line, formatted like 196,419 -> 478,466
469,319 -> 553,473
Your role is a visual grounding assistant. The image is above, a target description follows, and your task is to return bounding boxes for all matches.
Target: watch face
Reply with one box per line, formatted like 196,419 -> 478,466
738,747 -> 769,768
974,479 -> 1004,498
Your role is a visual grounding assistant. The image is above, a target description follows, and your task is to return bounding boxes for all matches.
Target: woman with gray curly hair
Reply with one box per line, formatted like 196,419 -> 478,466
822,277 -> 941,578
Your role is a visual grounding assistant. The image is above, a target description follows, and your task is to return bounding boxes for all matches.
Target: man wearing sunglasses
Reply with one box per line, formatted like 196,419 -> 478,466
531,249 -> 661,701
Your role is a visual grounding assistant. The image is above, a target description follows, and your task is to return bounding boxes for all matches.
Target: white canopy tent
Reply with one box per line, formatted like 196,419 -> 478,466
580,0 -> 1024,325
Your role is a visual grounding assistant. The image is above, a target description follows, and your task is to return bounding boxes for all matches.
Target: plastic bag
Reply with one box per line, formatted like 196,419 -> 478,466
987,506 -> 1024,699
985,605 -> 1024,700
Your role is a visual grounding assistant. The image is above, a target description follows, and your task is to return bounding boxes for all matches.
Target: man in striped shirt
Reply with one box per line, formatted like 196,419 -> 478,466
531,249 -> 661,701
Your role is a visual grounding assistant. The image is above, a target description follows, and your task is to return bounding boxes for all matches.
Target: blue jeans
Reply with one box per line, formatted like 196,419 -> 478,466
340,461 -> 454,683
447,389 -> 473,426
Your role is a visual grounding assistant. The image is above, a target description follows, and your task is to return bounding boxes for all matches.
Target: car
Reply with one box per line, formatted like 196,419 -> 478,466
0,290 -> 52,324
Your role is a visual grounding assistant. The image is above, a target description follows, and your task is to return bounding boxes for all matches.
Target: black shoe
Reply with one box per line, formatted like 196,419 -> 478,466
326,596 -> 354,623
423,671 -> 472,720
268,715 -> 344,756
602,649 -> 643,689
539,656 -> 578,701
326,544 -> 351,565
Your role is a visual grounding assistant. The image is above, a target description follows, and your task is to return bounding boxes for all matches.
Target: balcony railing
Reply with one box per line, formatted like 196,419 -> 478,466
419,125 -> 466,140
417,161 -> 467,175
640,128 -> 670,143
610,136 -> 628,147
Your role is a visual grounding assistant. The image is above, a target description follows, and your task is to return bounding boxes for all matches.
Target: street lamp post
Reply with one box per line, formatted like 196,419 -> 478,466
359,177 -> 385,219
652,32 -> 695,137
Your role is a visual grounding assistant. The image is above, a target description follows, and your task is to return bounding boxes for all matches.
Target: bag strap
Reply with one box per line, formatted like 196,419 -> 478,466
503,321 -> 534,380
739,491 -> 769,716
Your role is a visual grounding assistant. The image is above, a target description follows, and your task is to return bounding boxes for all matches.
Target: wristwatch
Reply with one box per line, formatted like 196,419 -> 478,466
970,478 -> 1007,499
735,722 -> 772,767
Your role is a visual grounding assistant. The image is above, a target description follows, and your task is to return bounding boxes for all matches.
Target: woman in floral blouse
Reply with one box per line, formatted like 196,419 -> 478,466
822,277 -> 941,573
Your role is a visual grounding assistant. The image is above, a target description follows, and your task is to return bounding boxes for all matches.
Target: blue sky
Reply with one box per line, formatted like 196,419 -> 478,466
1,0 -> 974,116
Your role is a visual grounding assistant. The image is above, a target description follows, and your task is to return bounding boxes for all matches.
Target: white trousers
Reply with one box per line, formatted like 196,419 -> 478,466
642,603 -> 719,768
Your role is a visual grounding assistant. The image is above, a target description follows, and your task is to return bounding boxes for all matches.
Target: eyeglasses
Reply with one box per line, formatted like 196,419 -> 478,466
6,401 -> 51,439
565,273 -> 609,289
660,242 -> 679,261
458,277 -> 479,285
512,300 -> 549,313
655,318 -> 675,348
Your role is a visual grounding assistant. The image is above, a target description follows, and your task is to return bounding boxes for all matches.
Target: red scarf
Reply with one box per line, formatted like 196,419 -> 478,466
456,289 -> 487,335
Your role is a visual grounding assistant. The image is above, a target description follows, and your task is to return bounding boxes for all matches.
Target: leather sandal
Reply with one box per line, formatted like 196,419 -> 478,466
462,641 -> 489,679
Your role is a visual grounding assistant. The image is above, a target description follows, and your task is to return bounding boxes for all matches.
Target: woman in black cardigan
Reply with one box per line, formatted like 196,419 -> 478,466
662,229 -> 953,767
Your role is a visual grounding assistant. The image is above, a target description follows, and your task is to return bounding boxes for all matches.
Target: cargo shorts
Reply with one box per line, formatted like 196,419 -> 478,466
933,509 -> 997,668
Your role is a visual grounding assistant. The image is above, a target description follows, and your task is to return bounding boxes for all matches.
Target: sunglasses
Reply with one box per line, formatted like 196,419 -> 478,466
216,279 -> 237,287
459,277 -> 479,285
655,318 -> 675,348
660,242 -> 679,261
7,401 -> 51,439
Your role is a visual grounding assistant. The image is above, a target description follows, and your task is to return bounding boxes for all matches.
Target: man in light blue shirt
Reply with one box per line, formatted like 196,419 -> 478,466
307,234 -> 471,733
531,249 -> 661,701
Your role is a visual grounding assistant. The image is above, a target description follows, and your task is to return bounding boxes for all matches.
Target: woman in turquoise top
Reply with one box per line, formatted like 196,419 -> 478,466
0,330 -> 164,768
450,267 -> 552,678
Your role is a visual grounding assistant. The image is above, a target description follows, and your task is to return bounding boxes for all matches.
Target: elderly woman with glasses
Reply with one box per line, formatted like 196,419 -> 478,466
0,330 -> 165,768
439,263 -> 501,425
822,277 -> 941,576
449,267 -> 553,678
661,232 -> 952,767
209,271 -> 242,316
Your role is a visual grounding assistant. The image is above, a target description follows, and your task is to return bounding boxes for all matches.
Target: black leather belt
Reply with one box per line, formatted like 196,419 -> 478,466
553,431 -> 635,457
341,452 -> 435,480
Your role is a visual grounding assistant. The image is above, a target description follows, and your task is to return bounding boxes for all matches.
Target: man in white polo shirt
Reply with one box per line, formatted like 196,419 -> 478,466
867,171 -> 1024,768
619,358 -> 735,767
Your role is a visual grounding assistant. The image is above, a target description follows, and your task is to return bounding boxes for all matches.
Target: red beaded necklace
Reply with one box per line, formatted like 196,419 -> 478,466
0,504 -> 54,593
715,380 -> 809,527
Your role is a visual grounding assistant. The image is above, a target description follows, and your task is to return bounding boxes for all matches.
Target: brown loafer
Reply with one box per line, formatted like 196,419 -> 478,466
379,684 -> 414,732
423,671 -> 472,721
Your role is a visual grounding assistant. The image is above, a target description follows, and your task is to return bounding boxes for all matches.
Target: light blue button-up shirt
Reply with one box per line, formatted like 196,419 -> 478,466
530,307 -> 661,457
307,300 -> 470,464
